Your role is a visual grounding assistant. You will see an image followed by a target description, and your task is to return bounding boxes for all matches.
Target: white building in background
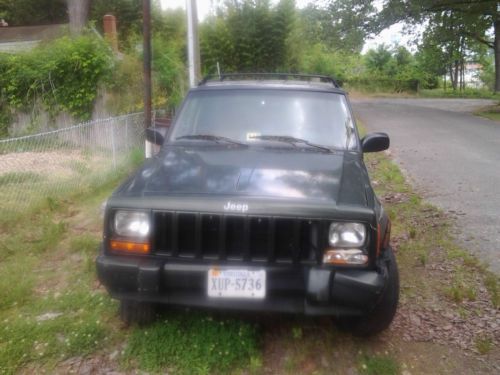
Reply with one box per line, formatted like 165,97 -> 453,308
464,63 -> 484,88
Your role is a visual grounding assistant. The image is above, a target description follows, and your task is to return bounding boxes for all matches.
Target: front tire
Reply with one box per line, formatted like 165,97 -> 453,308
337,247 -> 399,336
119,300 -> 157,326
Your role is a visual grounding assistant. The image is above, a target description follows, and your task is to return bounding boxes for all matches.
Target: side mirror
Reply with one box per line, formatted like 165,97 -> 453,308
146,127 -> 165,146
361,132 -> 390,153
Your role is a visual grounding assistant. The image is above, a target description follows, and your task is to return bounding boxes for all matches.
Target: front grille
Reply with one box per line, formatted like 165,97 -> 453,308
153,211 -> 324,264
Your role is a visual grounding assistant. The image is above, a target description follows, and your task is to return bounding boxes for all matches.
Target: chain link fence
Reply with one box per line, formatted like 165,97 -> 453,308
0,113 -> 146,221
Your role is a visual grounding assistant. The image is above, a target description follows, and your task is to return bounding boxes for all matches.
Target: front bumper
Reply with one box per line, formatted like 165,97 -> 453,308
96,253 -> 387,317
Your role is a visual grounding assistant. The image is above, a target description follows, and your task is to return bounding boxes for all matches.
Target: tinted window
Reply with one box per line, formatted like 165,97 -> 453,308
170,89 -> 357,150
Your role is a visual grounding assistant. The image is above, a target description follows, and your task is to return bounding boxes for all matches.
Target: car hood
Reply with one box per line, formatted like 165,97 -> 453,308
114,146 -> 368,206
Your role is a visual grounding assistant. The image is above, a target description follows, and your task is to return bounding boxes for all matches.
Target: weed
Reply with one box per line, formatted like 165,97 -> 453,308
46,197 -> 62,212
292,326 -> 303,340
69,234 -> 100,255
31,219 -> 67,254
249,355 -> 263,374
483,273 -> 500,308
359,355 -> 399,375
446,277 -> 477,303
418,251 -> 428,266
475,336 -> 493,354
67,160 -> 91,175
0,256 -> 37,310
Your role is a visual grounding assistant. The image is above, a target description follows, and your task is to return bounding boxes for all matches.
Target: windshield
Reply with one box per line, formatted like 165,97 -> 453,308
169,89 -> 358,150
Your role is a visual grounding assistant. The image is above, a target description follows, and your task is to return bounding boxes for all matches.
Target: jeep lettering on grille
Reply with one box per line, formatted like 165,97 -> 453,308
223,201 -> 249,213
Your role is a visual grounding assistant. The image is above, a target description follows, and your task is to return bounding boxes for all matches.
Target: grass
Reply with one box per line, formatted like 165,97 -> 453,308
0,171 -> 43,186
474,103 -> 500,122
359,355 -> 400,375
123,312 -> 260,375
0,153 -> 143,374
1,125 -> 499,374
0,148 -> 261,375
475,335 -> 493,355
0,187 -> 119,374
419,88 -> 500,100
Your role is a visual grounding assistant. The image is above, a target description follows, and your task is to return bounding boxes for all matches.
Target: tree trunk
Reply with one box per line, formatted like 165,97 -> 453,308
495,20 -> 500,93
67,0 -> 91,35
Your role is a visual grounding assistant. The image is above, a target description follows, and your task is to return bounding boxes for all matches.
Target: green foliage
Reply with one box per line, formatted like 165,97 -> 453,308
299,1 -> 375,54
365,44 -> 394,74
0,35 -> 112,135
201,0 -> 295,73
378,0 -> 497,91
123,312 -> 260,374
152,34 -> 188,109
69,234 -> 100,255
298,44 -> 362,82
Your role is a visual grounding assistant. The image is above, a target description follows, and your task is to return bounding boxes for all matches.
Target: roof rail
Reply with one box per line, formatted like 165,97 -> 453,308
198,73 -> 340,88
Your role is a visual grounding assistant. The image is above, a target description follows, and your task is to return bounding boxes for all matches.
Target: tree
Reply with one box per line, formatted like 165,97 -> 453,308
200,0 -> 296,73
365,44 -> 393,74
378,0 -> 500,92
298,0 -> 375,54
67,0 -> 92,35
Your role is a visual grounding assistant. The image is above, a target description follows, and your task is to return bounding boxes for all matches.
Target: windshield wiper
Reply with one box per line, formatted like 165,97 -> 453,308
250,135 -> 334,153
176,134 -> 247,146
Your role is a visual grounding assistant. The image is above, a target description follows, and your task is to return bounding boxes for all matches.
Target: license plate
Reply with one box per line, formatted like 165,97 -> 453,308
207,268 -> 266,299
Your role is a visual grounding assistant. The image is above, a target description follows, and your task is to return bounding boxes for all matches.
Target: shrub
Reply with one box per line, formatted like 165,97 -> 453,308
0,35 -> 113,135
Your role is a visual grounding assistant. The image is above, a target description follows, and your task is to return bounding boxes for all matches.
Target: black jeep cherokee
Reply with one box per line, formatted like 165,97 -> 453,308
97,74 -> 398,336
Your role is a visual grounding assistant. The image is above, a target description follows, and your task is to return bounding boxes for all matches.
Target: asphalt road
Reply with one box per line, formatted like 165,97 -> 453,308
352,98 -> 500,273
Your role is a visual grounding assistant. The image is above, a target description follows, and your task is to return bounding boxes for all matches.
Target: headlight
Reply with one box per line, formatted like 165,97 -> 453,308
114,210 -> 150,238
328,222 -> 366,248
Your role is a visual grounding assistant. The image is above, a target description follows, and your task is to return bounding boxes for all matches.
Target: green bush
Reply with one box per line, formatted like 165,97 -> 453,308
0,35 -> 113,136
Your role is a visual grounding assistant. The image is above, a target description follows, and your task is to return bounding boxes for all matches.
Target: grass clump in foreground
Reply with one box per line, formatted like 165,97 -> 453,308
358,354 -> 399,375
123,312 -> 260,375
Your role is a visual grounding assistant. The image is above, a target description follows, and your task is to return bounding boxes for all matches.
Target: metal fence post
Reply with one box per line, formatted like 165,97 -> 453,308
111,120 -> 117,169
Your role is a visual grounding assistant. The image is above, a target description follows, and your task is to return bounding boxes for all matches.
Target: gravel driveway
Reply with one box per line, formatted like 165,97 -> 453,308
352,98 -> 500,273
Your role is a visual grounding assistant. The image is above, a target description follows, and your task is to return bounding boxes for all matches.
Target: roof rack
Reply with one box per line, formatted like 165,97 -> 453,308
198,73 -> 340,88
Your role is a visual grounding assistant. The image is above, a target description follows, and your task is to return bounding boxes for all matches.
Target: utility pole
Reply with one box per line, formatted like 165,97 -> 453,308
143,0 -> 153,157
186,0 -> 201,88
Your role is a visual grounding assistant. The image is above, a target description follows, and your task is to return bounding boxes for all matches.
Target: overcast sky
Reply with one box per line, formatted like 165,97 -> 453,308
159,0 -> 412,53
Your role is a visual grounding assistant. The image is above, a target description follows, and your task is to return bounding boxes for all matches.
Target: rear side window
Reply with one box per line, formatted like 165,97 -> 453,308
170,89 -> 357,150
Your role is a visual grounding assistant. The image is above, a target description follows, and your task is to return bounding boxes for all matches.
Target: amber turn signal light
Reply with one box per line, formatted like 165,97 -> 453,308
110,240 -> 150,254
323,249 -> 368,265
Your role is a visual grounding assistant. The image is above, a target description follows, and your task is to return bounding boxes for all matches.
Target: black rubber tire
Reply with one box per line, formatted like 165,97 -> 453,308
337,247 -> 400,337
119,300 -> 157,326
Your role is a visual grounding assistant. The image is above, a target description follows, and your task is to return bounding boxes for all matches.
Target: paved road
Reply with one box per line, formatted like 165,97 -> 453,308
352,98 -> 500,273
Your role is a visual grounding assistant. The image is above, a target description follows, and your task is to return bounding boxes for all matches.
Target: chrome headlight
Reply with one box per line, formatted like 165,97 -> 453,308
328,222 -> 366,248
114,210 -> 150,238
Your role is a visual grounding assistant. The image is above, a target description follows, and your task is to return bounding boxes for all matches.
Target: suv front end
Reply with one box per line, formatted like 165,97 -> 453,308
97,74 -> 398,335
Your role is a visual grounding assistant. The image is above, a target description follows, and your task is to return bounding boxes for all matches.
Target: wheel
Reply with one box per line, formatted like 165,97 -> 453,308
337,247 -> 399,336
119,300 -> 157,326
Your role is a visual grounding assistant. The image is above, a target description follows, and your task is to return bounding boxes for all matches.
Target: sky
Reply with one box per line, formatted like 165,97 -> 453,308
159,0 -> 412,53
